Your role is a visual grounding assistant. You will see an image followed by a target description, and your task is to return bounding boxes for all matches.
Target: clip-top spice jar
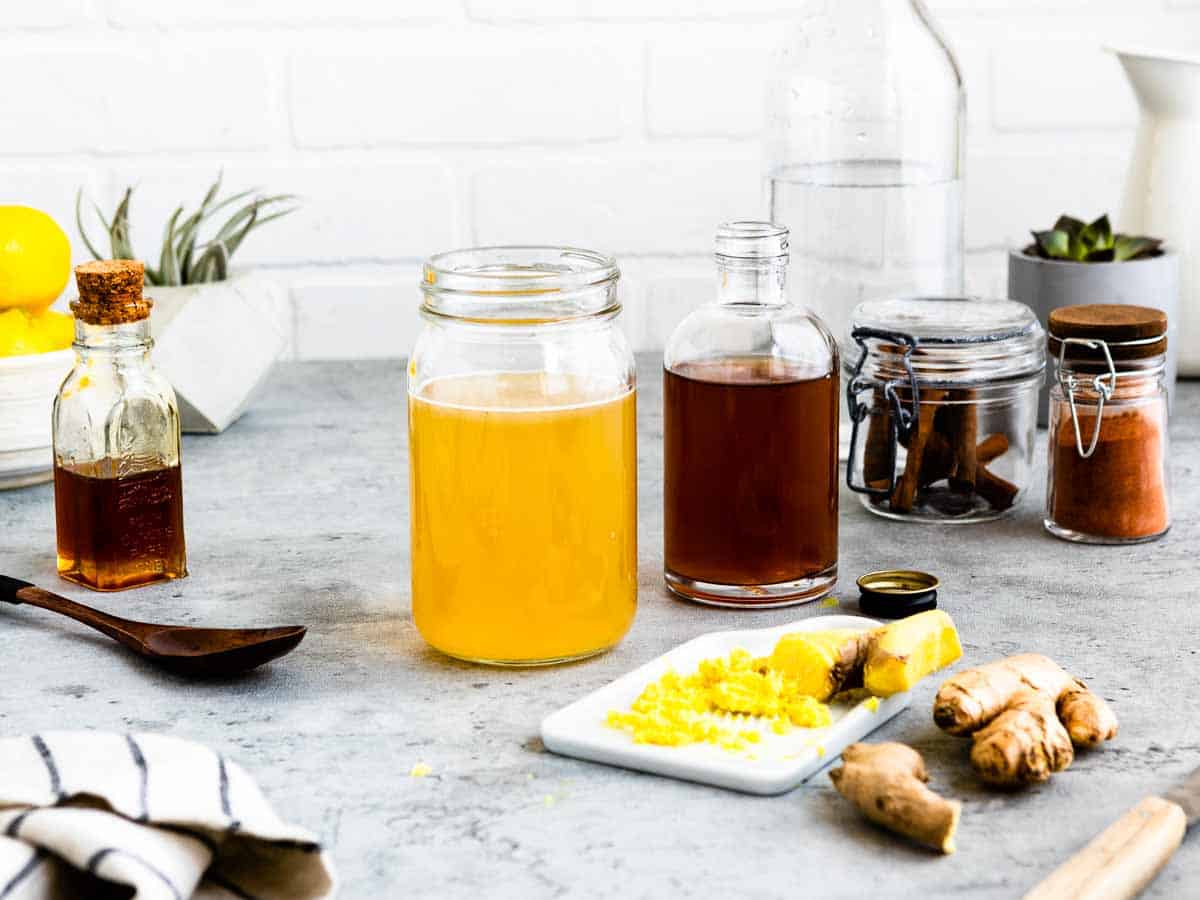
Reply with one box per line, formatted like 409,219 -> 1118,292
408,246 -> 637,666
1045,305 -> 1170,544
845,298 -> 1044,522
663,222 -> 839,606
52,261 -> 187,591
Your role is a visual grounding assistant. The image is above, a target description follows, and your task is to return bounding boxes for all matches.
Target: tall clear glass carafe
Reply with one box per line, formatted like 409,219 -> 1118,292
765,0 -> 966,452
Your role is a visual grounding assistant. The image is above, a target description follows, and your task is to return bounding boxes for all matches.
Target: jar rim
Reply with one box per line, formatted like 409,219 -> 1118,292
421,245 -> 621,324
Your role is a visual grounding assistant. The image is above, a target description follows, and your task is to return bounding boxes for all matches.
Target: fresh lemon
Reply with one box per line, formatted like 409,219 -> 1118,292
0,206 -> 71,314
29,309 -> 74,353
0,308 -> 73,358
0,308 -> 37,357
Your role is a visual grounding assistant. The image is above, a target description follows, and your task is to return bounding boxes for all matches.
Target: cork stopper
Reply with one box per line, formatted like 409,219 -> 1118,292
71,260 -> 153,325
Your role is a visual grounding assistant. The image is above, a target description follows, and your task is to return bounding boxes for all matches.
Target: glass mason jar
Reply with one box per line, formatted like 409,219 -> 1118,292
53,261 -> 187,591
408,246 -> 637,666
1045,305 -> 1170,544
846,298 -> 1043,523
663,222 -> 839,607
765,0 -> 966,456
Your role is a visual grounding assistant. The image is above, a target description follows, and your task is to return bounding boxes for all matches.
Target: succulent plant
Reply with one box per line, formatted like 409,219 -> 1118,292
76,173 -> 297,286
1027,214 -> 1163,264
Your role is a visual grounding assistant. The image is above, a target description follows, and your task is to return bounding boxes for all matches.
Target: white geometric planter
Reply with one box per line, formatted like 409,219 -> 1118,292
149,273 -> 289,434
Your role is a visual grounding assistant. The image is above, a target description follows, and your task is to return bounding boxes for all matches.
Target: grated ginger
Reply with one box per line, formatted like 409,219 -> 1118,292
606,647 -> 833,752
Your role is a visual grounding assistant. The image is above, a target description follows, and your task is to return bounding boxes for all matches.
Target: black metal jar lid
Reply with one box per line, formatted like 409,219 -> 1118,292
857,569 -> 940,619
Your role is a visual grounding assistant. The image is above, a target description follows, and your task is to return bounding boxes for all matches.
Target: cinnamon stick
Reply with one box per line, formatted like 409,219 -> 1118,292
890,389 -> 946,513
975,465 -> 1019,511
917,432 -> 956,488
976,433 -> 1009,466
862,387 -> 893,489
947,399 -> 978,490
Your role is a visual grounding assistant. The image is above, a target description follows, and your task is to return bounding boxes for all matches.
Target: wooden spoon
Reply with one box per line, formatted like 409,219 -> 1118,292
0,576 -> 306,677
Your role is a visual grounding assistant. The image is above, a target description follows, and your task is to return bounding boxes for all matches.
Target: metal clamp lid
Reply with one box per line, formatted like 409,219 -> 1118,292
846,327 -> 920,497
1056,336 -> 1116,459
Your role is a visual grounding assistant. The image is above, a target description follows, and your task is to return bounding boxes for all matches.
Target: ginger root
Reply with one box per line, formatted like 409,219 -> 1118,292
969,690 -> 1074,785
768,629 -> 870,701
829,742 -> 961,854
864,610 -> 963,697
771,611 -> 962,702
934,653 -> 1118,787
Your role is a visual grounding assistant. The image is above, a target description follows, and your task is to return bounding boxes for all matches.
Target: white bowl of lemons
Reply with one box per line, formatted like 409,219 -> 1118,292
0,206 -> 75,489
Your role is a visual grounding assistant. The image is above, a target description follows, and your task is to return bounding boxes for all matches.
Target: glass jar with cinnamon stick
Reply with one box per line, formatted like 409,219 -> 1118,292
846,298 -> 1044,522
1045,304 -> 1170,544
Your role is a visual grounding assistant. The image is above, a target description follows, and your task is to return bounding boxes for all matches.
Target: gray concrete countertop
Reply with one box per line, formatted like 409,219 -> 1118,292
2,354 -> 1197,898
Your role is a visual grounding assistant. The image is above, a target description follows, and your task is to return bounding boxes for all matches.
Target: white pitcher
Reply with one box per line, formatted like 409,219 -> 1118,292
1111,46 -> 1200,374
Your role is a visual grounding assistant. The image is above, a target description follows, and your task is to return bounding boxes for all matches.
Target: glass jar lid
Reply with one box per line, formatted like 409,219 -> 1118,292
421,246 -> 620,324
847,297 -> 1045,386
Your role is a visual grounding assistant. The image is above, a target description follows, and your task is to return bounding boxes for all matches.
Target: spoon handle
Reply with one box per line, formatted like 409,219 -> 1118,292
0,576 -> 33,604
0,575 -> 151,654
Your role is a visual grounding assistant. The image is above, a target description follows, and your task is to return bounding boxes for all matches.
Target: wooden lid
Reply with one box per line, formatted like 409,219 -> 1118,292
70,260 -> 153,325
1048,304 -> 1167,362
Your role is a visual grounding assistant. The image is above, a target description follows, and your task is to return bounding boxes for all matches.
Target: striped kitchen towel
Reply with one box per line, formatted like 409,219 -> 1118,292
0,732 -> 336,899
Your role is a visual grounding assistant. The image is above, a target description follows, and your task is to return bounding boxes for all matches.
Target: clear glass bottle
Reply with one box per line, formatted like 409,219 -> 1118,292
52,260 -> 187,591
409,246 -> 637,666
765,0 -> 966,453
663,222 -> 839,607
1045,305 -> 1170,544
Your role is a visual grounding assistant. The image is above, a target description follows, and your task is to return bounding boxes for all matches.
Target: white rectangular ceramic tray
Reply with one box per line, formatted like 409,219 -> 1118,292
541,614 -> 909,796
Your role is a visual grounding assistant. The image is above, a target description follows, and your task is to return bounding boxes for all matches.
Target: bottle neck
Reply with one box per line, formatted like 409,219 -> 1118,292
715,258 -> 788,307
74,317 -> 153,357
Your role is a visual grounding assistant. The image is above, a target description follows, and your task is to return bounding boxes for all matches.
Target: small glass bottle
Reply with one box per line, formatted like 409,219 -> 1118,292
52,260 -> 187,591
1045,304 -> 1170,544
663,222 -> 839,607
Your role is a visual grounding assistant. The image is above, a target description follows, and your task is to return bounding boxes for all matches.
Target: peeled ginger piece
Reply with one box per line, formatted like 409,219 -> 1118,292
864,610 -> 962,697
768,629 -> 869,701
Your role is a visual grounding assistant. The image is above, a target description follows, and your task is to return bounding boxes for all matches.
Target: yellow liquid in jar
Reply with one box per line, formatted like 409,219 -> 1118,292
409,372 -> 637,665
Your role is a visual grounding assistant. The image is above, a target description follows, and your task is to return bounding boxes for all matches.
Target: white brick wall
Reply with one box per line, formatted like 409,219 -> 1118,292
0,0 -> 1193,359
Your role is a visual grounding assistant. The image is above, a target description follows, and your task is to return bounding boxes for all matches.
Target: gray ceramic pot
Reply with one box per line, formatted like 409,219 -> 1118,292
1007,248 -> 1179,425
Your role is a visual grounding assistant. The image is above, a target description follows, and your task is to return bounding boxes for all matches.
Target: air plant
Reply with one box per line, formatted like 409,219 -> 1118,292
76,173 -> 297,286
1026,214 -> 1163,264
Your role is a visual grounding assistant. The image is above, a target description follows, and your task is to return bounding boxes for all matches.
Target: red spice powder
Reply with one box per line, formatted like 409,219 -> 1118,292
1050,402 -> 1168,540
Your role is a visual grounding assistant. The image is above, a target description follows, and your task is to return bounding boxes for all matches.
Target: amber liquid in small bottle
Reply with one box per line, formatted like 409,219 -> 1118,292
664,357 -> 838,599
54,460 -> 188,591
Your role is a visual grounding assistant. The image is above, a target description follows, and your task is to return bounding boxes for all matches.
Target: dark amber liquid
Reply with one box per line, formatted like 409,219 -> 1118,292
664,357 -> 838,590
54,460 -> 188,591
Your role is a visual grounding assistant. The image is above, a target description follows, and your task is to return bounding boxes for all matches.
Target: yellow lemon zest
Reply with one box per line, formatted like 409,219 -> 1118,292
409,762 -> 432,777
606,647 -> 832,753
